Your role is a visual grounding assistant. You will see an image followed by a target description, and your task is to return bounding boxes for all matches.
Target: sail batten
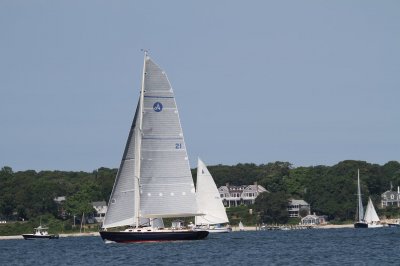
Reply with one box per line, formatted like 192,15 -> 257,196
142,213 -> 201,218
144,95 -> 175,98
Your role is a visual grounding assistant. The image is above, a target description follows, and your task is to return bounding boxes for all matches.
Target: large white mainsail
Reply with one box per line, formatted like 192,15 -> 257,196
103,53 -> 198,229
364,197 -> 380,223
139,56 -> 197,218
195,158 -> 229,225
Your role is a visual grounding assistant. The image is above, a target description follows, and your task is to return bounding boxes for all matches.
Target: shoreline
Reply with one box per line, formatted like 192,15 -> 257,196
0,232 -> 100,240
0,224 -> 363,239
229,224 -> 355,231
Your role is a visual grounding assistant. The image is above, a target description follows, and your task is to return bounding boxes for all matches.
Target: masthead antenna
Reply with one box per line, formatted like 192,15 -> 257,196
141,49 -> 149,56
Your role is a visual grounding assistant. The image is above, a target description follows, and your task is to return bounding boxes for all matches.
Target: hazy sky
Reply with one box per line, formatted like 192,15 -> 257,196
1,1 -> 399,171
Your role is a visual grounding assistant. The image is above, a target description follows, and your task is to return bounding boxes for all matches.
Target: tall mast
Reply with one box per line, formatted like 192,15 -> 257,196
134,50 -> 147,227
195,157 -> 200,226
357,169 -> 364,222
139,50 -> 147,131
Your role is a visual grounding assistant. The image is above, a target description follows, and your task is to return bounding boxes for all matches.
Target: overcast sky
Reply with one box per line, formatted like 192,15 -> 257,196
1,1 -> 399,171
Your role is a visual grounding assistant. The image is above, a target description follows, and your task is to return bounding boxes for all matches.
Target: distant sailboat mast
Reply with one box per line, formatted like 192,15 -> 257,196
357,169 -> 364,222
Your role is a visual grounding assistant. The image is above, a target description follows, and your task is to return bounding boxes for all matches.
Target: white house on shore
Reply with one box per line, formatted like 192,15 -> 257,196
288,199 -> 310,218
92,201 -> 107,223
300,214 -> 327,226
218,182 -> 268,207
381,186 -> 400,208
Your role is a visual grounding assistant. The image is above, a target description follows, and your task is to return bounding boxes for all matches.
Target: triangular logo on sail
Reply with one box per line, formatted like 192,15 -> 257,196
153,102 -> 163,112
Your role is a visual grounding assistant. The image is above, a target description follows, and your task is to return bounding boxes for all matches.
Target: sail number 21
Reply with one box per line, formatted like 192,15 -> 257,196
175,143 -> 182,149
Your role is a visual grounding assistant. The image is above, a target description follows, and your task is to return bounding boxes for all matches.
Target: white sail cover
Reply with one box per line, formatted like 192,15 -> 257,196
139,56 -> 198,218
195,158 -> 229,225
364,197 -> 380,223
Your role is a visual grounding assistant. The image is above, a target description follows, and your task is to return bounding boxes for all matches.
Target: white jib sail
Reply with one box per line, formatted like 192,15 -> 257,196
364,197 -> 380,223
239,221 -> 244,230
102,103 -> 140,229
195,158 -> 229,225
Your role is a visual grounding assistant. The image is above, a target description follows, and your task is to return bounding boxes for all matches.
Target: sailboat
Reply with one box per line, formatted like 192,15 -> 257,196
195,158 -> 231,233
354,169 -> 366,228
354,169 -> 383,228
363,197 -> 383,228
99,52 -> 209,243
239,221 -> 245,231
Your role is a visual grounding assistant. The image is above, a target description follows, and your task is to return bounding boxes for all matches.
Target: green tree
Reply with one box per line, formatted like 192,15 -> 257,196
254,191 -> 289,224
259,162 -> 291,193
64,181 -> 100,217
0,166 -> 13,176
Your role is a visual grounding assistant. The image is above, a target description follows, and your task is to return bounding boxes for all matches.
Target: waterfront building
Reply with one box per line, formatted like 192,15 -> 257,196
288,199 -> 310,218
300,214 -> 327,226
218,182 -> 268,207
92,201 -> 107,223
381,186 -> 400,207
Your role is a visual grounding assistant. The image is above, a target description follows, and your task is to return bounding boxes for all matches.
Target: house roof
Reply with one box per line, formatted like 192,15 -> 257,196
218,184 -> 268,193
92,201 -> 107,207
245,185 -> 268,193
382,190 -> 399,196
301,214 -> 319,220
289,199 -> 309,206
54,196 -> 66,203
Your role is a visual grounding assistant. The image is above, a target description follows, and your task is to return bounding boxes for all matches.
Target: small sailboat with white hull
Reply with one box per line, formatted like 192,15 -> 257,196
99,52 -> 208,243
354,169 -> 383,228
363,197 -> 383,228
239,221 -> 245,231
195,158 -> 231,233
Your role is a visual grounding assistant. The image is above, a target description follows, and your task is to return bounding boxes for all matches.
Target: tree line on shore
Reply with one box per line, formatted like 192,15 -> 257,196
1,160 -> 400,229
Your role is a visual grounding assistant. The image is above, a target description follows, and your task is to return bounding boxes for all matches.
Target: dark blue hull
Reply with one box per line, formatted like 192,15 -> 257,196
388,223 -> 400,227
354,222 -> 368,228
22,234 -> 59,240
100,230 -> 209,243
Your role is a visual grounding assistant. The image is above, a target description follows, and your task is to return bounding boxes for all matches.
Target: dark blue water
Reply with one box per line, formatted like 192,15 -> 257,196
1,228 -> 399,265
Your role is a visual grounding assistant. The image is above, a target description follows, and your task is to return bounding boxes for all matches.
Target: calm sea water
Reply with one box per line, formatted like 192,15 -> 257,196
1,228 -> 399,265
